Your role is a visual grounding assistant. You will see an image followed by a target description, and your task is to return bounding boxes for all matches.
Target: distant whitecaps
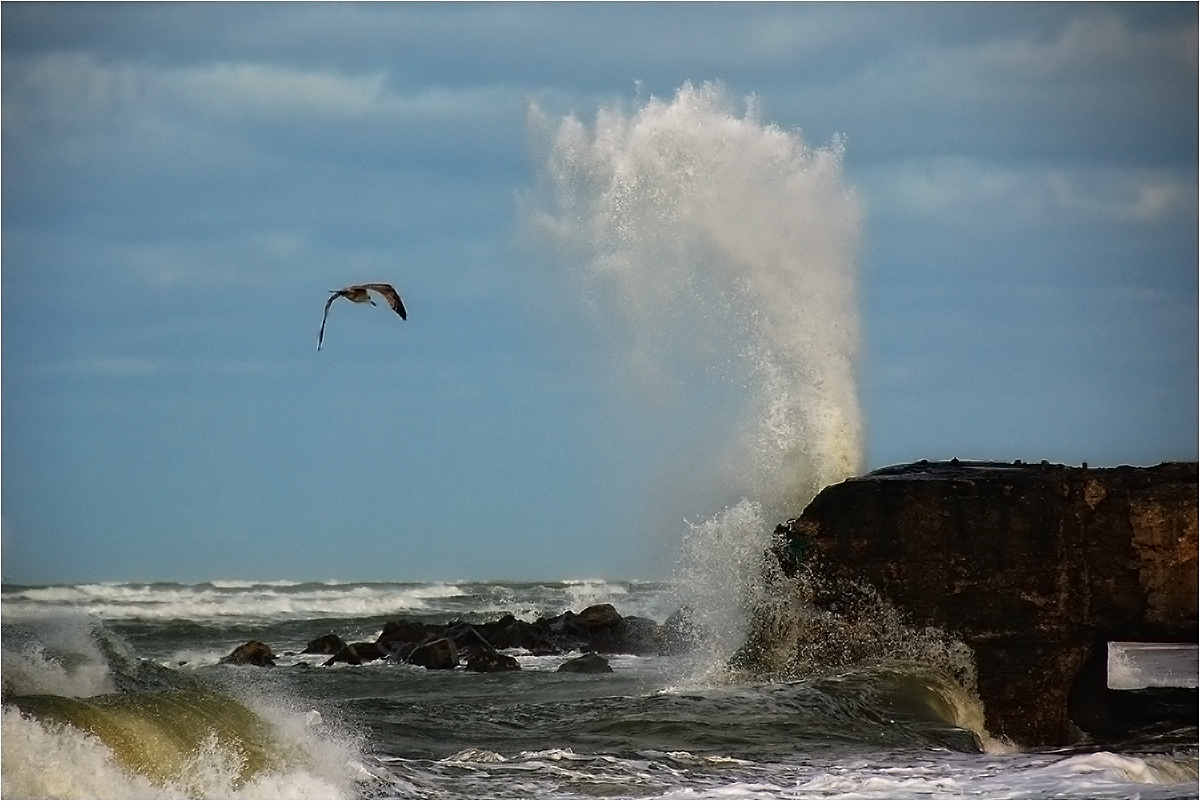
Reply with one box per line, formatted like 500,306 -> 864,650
0,582 -> 467,622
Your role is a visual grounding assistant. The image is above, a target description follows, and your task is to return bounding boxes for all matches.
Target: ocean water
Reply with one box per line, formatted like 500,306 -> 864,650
2,579 -> 1196,799
5,83 -> 1195,799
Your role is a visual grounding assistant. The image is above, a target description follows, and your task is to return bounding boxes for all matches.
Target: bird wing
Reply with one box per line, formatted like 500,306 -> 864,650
317,291 -> 342,351
363,283 -> 407,320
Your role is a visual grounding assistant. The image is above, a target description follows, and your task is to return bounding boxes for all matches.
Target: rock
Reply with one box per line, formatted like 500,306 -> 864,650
577,603 -> 622,629
465,651 -> 521,672
557,653 -> 613,673
538,610 -> 592,652
476,615 -> 558,654
378,619 -> 432,649
588,615 -> 666,656
760,460 -> 1198,747
323,642 -> 385,666
661,607 -> 703,654
442,623 -> 497,660
219,640 -> 276,667
406,637 -> 459,670
303,633 -> 347,655
312,606 -> 695,669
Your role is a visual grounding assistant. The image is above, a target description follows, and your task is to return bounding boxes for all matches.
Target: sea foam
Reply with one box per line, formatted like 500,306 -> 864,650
2,580 -> 466,622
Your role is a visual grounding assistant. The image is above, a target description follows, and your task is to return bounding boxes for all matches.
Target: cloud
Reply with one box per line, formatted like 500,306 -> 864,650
772,8 -> 1196,167
1,52 -> 525,195
3,51 -> 521,139
862,158 -> 1197,227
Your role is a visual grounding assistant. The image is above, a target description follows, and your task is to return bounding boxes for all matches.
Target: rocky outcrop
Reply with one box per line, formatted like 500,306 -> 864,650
229,605 -> 696,674
764,460 -> 1198,747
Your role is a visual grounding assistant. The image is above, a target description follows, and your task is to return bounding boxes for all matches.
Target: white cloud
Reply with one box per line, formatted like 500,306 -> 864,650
169,62 -> 388,118
862,158 -> 1196,227
66,356 -> 162,377
4,52 -> 517,133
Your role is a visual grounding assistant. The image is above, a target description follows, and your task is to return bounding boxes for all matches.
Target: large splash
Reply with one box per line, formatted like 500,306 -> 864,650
1,613 -> 364,798
526,82 -> 863,656
527,82 -> 862,507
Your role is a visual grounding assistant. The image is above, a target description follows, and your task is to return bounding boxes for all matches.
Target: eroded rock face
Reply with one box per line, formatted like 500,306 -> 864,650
765,460 -> 1198,747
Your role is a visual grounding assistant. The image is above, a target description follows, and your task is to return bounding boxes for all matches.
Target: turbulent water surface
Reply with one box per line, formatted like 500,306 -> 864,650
5,84 -> 1196,799
3,579 -> 1197,799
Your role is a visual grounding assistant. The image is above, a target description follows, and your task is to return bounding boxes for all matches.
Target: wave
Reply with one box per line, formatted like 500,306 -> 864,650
1,581 -> 470,622
1,579 -> 677,626
1,612 -> 364,799
2,697 -> 362,799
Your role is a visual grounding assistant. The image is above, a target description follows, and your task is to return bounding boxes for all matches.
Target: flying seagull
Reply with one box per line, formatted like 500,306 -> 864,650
318,283 -> 407,350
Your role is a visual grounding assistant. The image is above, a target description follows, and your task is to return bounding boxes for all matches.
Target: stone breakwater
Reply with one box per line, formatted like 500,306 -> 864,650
760,459 -> 1198,747
220,603 -> 701,672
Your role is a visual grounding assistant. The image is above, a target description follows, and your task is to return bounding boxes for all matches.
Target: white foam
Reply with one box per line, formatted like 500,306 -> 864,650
2,707 -> 164,799
1109,641 -> 1199,689
2,581 -> 467,622
0,612 -> 116,697
1048,751 -> 1199,785
1,695 -> 365,800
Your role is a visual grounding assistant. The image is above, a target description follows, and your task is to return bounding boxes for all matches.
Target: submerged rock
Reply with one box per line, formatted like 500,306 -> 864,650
465,651 -> 521,672
557,653 -> 613,674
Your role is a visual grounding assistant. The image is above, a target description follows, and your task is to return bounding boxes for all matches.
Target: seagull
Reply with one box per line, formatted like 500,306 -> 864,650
318,283 -> 407,350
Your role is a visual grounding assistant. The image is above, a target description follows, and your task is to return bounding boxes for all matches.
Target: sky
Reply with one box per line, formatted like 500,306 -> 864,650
2,3 -> 1196,585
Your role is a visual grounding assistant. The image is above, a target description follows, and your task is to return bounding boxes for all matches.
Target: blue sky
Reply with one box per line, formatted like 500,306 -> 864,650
3,3 -> 1196,585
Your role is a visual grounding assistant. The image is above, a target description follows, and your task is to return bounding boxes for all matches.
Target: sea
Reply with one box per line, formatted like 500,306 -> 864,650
5,84 -> 1197,799
2,578 -> 1196,799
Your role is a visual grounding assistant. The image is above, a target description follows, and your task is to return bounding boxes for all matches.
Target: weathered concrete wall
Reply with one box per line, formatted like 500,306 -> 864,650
769,460 -> 1198,747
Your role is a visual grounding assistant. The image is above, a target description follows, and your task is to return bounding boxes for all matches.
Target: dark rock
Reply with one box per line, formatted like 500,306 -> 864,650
311,606 -> 694,671
577,603 -> 622,629
661,607 -> 704,654
539,611 -> 591,652
323,641 -> 385,666
377,619 -> 431,649
588,615 -> 666,656
442,623 -> 497,660
383,640 -> 418,662
465,651 -> 521,672
407,637 -> 459,670
759,460 -> 1198,747
543,610 -> 582,636
219,640 -> 276,667
476,615 -> 559,654
303,633 -> 347,655
557,653 -> 613,673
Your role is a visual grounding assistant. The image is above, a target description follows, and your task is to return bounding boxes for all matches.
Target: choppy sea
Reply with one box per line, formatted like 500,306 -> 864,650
2,579 -> 1196,799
